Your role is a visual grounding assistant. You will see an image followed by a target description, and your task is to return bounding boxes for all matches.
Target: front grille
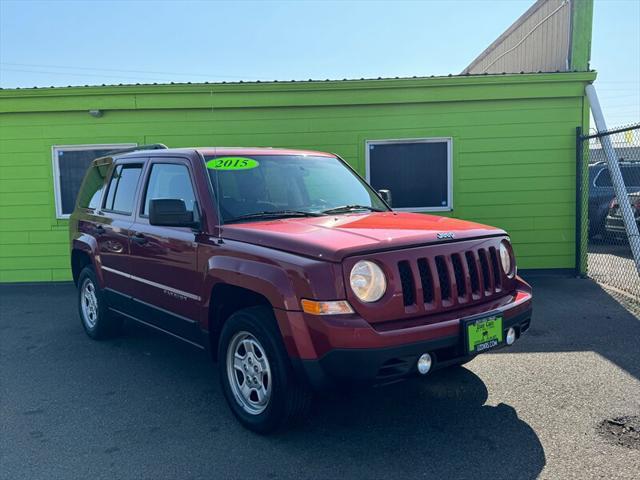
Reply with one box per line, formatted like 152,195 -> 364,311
397,246 -> 504,310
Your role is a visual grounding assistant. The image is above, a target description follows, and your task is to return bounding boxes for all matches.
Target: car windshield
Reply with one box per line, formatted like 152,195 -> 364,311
205,155 -> 389,223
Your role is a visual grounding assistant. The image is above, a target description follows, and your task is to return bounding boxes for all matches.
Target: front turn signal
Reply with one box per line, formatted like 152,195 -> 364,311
301,299 -> 354,315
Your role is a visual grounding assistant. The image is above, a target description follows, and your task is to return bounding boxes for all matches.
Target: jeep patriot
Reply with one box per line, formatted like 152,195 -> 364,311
69,146 -> 532,433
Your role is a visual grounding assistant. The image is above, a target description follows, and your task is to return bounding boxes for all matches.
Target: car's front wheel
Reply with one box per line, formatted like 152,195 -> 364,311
77,266 -> 122,339
219,306 -> 312,434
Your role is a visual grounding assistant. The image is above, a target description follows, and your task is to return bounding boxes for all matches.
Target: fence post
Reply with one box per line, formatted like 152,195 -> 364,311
585,85 -> 640,275
575,126 -> 585,277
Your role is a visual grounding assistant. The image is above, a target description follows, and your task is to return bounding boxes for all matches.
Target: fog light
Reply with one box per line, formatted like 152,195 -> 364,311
506,327 -> 516,346
417,353 -> 432,375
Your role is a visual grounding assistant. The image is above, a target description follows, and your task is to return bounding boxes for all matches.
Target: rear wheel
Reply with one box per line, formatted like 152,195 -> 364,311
77,266 -> 122,339
219,306 -> 311,433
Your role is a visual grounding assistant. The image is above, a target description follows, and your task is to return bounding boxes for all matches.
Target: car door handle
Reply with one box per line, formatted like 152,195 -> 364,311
131,233 -> 148,245
94,225 -> 105,235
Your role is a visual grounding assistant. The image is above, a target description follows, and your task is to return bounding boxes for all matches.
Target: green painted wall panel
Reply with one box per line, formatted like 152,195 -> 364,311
0,72 -> 594,282
0,269 -> 53,282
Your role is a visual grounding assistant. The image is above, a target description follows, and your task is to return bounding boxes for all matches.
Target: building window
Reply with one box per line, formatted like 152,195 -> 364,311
365,138 -> 452,211
52,144 -> 136,218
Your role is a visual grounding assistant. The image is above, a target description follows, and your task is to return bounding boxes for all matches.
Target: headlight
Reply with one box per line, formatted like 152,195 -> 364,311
499,240 -> 514,277
350,260 -> 387,302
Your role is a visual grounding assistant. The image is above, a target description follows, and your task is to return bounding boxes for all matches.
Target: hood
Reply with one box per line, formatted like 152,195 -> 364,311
222,212 -> 505,262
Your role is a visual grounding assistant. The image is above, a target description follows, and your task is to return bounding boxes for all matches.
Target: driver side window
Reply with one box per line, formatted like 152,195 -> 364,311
142,163 -> 196,216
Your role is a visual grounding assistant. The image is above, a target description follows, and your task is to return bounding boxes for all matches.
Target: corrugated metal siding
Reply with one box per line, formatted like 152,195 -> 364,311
463,0 -> 571,74
0,73 -> 593,282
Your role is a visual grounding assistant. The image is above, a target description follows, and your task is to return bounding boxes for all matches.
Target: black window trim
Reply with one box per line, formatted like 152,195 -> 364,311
101,161 -> 145,217
365,137 -> 453,212
51,143 -> 136,219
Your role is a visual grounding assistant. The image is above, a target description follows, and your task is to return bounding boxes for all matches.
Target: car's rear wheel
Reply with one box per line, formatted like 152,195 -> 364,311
77,266 -> 122,339
219,306 -> 312,433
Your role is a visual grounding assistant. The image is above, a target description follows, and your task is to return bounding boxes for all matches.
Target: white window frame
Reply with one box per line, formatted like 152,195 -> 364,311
365,137 -> 453,212
52,143 -> 136,219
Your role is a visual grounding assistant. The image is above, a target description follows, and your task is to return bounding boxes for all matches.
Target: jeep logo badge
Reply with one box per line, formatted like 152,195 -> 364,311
437,232 -> 455,240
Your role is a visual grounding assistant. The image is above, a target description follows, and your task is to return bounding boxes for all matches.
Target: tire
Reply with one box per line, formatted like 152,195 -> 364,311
218,306 -> 312,434
77,266 -> 122,340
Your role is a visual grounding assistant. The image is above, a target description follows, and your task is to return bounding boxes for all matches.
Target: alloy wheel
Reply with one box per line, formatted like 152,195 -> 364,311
226,331 -> 272,415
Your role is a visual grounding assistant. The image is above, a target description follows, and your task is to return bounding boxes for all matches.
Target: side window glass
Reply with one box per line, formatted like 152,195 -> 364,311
143,163 -> 196,216
103,164 -> 143,214
594,169 -> 612,187
622,168 -> 640,187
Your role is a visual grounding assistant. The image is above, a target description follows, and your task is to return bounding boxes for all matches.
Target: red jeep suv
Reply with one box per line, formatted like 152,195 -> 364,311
69,146 -> 532,433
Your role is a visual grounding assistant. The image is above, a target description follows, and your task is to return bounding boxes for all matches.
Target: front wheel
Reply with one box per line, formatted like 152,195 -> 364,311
219,306 -> 312,433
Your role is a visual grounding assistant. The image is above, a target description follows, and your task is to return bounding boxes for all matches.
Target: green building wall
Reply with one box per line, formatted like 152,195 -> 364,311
0,72 -> 595,282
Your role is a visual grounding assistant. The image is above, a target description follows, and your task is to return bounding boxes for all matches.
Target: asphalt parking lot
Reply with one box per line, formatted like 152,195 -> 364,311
588,241 -> 640,305
1,276 -> 639,480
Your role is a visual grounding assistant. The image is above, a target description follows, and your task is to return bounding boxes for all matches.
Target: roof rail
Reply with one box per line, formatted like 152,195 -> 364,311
104,143 -> 168,156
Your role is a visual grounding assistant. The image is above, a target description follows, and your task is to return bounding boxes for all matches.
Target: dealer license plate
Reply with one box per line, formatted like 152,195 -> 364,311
465,315 -> 503,354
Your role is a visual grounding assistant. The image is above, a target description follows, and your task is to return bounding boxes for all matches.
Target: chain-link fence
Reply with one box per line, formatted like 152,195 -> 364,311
579,123 -> 640,306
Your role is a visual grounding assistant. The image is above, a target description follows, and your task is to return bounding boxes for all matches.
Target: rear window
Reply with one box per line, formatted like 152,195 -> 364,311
77,163 -> 109,210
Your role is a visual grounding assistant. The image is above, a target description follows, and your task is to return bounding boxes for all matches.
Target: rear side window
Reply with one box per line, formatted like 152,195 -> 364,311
595,167 -> 640,187
77,164 -> 109,210
103,164 -> 143,214
142,163 -> 196,215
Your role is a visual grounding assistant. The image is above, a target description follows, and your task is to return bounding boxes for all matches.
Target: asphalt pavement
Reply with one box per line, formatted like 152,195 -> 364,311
1,276 -> 639,480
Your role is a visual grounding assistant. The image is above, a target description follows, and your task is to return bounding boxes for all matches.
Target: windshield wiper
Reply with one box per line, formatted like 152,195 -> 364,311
321,204 -> 385,214
225,210 -> 325,223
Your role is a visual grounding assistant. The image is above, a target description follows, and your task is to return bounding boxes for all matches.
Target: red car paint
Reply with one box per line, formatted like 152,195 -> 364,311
70,147 -> 532,387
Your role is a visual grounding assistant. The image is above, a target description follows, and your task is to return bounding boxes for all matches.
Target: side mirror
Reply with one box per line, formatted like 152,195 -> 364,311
149,199 -> 199,229
378,189 -> 392,207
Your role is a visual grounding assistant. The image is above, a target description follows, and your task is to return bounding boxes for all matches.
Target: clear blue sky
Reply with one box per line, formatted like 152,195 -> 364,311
1,0 -> 638,126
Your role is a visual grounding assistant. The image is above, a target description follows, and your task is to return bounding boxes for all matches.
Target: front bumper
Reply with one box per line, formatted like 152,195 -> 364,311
275,277 -> 533,390
297,310 -> 531,389
605,214 -> 639,235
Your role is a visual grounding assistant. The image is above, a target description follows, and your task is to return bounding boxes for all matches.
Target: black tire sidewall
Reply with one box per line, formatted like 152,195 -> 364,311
218,307 -> 293,433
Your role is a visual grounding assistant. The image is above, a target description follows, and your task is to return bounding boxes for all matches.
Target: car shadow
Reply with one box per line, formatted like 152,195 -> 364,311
276,368 -> 545,480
